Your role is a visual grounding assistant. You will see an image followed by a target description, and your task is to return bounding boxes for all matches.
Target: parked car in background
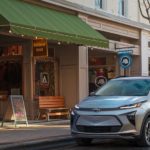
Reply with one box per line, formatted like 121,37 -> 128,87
71,77 -> 150,147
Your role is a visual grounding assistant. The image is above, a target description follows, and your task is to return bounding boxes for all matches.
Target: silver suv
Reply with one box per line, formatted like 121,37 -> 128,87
71,77 -> 150,146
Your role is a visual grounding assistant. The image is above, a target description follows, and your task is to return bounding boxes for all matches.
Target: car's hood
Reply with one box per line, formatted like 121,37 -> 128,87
78,96 -> 147,109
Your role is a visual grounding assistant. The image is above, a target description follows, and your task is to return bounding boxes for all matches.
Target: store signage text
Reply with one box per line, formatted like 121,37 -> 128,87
33,38 -> 48,56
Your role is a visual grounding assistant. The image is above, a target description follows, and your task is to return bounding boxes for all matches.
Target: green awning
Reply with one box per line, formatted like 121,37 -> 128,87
0,0 -> 108,47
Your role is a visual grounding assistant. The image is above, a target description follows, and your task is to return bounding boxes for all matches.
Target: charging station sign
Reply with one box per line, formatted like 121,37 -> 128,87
118,50 -> 133,69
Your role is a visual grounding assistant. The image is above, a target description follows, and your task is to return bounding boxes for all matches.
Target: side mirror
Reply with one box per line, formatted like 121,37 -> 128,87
148,91 -> 150,97
90,92 -> 95,96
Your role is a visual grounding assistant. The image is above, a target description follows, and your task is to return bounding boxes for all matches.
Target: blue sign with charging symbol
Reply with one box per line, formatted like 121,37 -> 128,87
118,50 -> 133,69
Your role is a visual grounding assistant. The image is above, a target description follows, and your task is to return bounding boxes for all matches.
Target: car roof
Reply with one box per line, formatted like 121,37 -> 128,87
113,76 -> 150,81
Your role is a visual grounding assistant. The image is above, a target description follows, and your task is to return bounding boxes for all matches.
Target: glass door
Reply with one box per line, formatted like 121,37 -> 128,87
34,57 -> 58,96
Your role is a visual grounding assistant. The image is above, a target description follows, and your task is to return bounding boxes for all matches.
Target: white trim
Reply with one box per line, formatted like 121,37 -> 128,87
41,0 -> 150,31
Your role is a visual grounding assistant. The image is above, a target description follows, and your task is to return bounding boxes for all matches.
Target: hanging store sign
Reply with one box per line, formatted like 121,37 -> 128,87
33,38 -> 48,57
117,50 -> 133,69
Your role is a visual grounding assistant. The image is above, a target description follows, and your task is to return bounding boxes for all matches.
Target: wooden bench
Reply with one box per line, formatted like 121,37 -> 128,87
38,96 -> 69,121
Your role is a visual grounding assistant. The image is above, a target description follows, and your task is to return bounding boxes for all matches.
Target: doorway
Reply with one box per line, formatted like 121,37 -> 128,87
34,57 -> 59,97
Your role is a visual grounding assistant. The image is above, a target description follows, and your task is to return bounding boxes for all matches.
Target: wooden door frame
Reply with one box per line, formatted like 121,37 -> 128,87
32,56 -> 59,98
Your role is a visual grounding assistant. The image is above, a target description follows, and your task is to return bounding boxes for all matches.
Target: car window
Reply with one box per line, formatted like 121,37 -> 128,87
95,79 -> 150,96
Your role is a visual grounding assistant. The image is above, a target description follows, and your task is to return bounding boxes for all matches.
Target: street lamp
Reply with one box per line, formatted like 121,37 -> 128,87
138,0 -> 150,23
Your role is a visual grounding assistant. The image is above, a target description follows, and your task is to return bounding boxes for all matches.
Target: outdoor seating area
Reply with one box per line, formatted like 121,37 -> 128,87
38,96 -> 70,121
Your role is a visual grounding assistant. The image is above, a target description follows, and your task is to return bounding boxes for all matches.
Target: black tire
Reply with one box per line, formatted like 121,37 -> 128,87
137,118 -> 150,147
75,138 -> 93,146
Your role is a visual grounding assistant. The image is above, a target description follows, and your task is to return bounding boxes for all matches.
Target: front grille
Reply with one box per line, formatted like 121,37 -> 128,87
76,125 -> 121,133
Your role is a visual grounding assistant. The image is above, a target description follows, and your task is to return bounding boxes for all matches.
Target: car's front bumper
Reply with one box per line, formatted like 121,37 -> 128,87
71,130 -> 137,139
71,108 -> 145,139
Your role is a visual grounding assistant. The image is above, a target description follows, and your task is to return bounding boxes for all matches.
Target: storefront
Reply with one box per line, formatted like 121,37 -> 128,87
88,46 -> 141,94
77,14 -> 141,94
0,0 -> 143,120
0,0 -> 108,119
0,35 -> 28,118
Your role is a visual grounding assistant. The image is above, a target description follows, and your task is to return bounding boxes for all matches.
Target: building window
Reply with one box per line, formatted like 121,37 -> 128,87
95,0 -> 103,9
148,41 -> 150,48
148,57 -> 150,76
118,0 -> 125,16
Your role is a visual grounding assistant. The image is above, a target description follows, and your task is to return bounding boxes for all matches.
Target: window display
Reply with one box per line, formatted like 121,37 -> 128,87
89,56 -> 115,93
0,45 -> 22,56
0,61 -> 22,95
0,44 -> 23,95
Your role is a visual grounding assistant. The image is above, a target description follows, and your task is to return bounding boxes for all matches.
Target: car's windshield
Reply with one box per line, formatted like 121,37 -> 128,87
95,79 -> 150,96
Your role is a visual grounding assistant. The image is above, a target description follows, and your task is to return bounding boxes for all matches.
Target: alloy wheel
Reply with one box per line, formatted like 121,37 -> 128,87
145,120 -> 150,145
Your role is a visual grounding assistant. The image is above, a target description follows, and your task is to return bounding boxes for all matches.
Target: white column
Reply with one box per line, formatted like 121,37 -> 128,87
141,30 -> 150,76
78,46 -> 89,101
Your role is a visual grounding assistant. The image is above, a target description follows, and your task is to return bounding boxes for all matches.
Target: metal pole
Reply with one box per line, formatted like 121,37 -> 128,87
124,69 -> 126,76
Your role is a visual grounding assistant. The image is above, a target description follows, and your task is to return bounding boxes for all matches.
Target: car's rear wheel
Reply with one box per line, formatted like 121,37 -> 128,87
137,118 -> 150,146
75,138 -> 93,146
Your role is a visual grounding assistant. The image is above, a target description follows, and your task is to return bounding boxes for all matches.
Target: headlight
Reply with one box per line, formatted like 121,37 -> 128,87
120,101 -> 147,109
70,104 -> 79,115
71,110 -> 75,115
75,104 -> 79,109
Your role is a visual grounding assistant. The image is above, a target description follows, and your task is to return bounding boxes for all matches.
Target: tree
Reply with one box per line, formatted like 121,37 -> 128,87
138,0 -> 150,23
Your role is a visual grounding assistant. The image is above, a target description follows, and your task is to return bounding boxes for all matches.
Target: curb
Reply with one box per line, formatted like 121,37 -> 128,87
0,119 -> 70,128
0,136 -> 74,150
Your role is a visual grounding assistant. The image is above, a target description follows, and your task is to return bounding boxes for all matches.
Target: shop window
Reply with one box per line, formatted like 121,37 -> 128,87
89,56 -> 115,94
0,60 -> 22,95
0,44 -> 23,96
89,57 -> 106,65
0,45 -> 22,56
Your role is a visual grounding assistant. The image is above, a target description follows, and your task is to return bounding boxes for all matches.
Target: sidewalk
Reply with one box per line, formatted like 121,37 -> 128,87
0,119 -> 72,149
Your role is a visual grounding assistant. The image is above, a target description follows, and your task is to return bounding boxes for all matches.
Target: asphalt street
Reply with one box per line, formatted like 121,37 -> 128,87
48,139 -> 150,150
5,138 -> 150,150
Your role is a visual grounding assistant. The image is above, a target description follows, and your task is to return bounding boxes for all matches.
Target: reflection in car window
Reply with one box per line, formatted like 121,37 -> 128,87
95,79 -> 150,96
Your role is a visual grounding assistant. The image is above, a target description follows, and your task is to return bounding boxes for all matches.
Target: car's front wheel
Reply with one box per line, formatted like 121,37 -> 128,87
137,118 -> 150,146
75,138 -> 93,146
